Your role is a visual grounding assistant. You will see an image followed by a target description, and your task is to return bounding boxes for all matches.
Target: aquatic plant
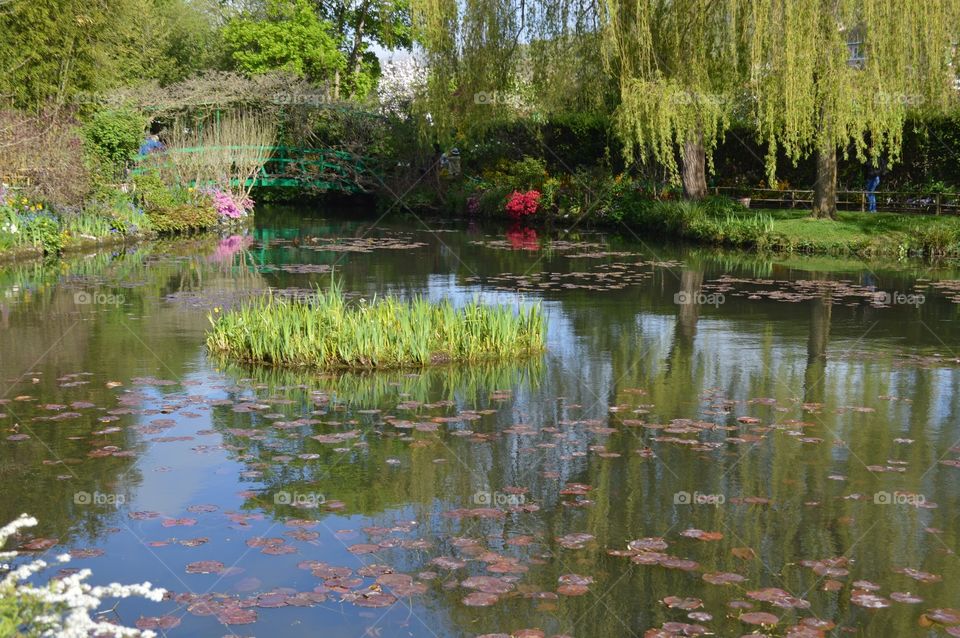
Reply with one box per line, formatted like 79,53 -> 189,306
0,514 -> 165,637
206,281 -> 545,369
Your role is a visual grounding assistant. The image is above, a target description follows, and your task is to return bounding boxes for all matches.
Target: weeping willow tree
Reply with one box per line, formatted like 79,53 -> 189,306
600,0 -> 746,199
409,0 -> 611,143
408,0 -> 523,139
747,0 -> 960,218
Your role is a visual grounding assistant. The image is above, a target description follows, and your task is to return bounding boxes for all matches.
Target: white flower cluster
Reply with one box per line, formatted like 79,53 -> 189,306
377,56 -> 427,117
0,514 -> 166,638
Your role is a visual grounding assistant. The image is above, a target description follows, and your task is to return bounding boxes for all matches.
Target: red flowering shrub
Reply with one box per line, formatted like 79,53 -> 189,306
505,190 -> 541,220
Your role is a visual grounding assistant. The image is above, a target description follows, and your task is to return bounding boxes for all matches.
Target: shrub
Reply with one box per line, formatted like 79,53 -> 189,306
201,188 -> 254,220
132,171 -> 189,212
505,190 -> 541,220
82,108 -> 146,170
483,157 -> 548,192
146,203 -> 218,234
22,214 -> 63,254
133,172 -> 217,233
145,110 -> 276,203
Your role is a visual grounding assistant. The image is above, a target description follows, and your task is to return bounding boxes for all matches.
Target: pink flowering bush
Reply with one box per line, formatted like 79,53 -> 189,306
505,190 -> 541,220
201,188 -> 254,220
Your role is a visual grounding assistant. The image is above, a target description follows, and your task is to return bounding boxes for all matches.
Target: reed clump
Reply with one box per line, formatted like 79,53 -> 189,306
205,282 -> 545,369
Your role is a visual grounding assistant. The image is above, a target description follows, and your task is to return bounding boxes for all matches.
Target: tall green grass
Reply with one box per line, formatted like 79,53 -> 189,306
206,281 -> 545,369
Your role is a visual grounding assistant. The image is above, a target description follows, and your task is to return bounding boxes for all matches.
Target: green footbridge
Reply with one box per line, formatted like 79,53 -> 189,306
133,146 -> 373,193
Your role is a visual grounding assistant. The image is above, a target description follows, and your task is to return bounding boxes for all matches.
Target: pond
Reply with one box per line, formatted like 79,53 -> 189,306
2,204 -> 960,637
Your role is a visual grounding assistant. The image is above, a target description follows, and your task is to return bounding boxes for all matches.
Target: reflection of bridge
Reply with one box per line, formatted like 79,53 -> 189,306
134,146 -> 372,193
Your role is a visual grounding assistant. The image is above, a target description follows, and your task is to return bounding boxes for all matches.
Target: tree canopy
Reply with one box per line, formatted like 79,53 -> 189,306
223,0 -> 346,85
746,0 -> 960,216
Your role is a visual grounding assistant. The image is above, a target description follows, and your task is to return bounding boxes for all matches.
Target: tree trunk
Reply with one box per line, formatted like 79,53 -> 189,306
681,133 -> 707,200
347,2 -> 369,82
813,146 -> 837,219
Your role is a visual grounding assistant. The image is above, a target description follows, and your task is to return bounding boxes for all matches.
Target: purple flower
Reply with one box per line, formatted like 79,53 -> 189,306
200,188 -> 255,220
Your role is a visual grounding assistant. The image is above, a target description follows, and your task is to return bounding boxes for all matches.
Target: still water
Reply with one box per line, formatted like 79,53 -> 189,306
2,205 -> 960,637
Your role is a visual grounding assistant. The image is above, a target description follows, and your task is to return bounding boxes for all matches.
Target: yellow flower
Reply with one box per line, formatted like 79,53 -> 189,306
20,198 -> 27,204
213,307 -> 221,314
36,204 -> 42,210
188,187 -> 195,193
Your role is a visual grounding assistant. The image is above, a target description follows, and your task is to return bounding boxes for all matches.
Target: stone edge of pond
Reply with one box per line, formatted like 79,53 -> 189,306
0,232 -> 158,265
0,218 -> 253,266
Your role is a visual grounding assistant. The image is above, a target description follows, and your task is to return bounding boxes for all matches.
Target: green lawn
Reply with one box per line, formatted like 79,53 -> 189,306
748,208 -> 960,255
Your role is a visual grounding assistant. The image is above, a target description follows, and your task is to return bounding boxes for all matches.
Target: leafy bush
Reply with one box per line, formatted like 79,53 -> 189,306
22,213 -> 63,254
482,157 -> 547,191
133,171 -> 217,233
132,171 -> 190,212
146,203 -> 218,233
82,108 -> 145,169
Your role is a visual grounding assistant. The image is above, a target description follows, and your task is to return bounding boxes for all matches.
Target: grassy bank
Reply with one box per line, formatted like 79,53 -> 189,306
421,159 -> 960,258
607,199 -> 960,257
206,283 -> 545,369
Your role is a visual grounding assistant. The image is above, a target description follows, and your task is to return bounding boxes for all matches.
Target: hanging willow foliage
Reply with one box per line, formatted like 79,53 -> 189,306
747,0 -> 960,183
409,0 -> 611,141
599,0 -> 745,188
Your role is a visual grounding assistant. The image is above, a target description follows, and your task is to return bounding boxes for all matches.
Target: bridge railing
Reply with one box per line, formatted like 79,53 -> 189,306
130,146 -> 370,193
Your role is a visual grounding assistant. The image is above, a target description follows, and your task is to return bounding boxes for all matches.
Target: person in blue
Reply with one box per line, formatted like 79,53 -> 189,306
138,134 -> 165,156
865,162 -> 885,212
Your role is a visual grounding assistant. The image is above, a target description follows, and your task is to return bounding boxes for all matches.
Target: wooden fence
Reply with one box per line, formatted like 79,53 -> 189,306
713,186 -> 960,215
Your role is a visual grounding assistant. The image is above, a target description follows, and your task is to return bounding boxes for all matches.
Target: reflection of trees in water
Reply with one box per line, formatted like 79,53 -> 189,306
0,237 -> 262,546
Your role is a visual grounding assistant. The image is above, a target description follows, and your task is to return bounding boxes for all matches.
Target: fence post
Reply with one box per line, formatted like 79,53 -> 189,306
936,193 -> 942,215
860,191 -> 865,212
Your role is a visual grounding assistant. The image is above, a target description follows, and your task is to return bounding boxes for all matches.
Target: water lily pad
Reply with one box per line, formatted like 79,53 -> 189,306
135,616 -> 181,630
740,612 -> 779,626
850,590 -> 890,609
703,572 -> 745,585
462,591 -> 499,607
556,533 -> 594,549
186,560 -> 226,574
462,576 -> 514,594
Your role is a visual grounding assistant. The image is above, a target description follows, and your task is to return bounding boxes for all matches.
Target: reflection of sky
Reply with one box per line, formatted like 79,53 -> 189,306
130,366 -> 245,517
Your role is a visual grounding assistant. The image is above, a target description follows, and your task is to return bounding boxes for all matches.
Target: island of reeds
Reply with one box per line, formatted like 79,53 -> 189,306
205,283 -> 545,369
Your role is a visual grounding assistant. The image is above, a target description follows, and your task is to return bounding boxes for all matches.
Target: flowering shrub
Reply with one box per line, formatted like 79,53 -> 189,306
201,188 -> 254,220
505,190 -> 541,220
467,195 -> 481,216
0,514 -> 166,637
